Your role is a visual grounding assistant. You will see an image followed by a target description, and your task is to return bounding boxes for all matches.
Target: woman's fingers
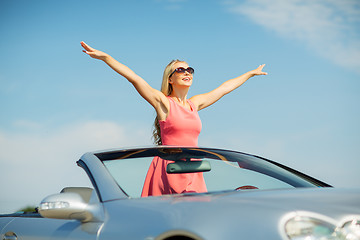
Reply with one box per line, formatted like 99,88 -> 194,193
258,64 -> 267,75
81,42 -> 108,60
81,41 -> 98,58
80,41 -> 94,52
251,64 -> 267,76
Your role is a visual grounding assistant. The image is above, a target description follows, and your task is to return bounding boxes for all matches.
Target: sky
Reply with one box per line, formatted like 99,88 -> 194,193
0,0 -> 359,213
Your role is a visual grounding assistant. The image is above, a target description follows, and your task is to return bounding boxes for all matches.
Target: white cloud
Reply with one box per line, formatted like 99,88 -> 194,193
226,0 -> 360,72
0,121 -> 152,213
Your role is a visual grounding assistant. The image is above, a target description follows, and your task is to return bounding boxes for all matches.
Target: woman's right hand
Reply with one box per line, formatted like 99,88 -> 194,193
81,41 -> 109,61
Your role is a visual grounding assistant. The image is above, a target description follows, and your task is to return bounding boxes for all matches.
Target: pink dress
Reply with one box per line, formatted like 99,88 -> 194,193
141,97 -> 207,197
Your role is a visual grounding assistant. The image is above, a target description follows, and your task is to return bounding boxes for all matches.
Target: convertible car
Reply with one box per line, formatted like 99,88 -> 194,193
1,146 -> 360,240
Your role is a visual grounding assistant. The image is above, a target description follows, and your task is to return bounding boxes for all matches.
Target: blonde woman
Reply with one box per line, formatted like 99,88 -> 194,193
81,41 -> 267,197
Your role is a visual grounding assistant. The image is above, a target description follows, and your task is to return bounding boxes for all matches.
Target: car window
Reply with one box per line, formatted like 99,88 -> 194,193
203,160 -> 293,192
103,156 -> 295,198
104,157 -> 153,197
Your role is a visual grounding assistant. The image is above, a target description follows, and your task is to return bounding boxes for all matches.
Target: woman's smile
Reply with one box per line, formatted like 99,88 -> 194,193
182,76 -> 191,81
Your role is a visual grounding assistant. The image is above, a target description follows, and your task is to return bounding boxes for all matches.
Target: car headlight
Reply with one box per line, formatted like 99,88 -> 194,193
284,215 -> 338,239
336,218 -> 360,240
281,212 -> 360,240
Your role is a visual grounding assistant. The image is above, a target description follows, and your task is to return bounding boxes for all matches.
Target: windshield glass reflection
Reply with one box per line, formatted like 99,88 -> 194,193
102,148 -> 317,198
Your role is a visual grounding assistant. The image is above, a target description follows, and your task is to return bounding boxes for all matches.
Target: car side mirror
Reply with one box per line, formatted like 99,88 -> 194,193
38,192 -> 103,222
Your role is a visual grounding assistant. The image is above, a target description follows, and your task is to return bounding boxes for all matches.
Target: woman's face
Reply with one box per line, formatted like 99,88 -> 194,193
169,62 -> 193,89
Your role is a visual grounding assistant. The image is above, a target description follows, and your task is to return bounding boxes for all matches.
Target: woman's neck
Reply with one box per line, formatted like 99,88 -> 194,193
170,89 -> 189,105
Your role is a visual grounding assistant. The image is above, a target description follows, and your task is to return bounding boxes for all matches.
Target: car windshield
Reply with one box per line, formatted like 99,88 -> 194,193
100,148 -> 322,198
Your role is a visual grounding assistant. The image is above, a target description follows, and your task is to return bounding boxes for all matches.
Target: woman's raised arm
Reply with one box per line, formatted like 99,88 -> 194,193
81,42 -> 168,112
190,64 -> 267,111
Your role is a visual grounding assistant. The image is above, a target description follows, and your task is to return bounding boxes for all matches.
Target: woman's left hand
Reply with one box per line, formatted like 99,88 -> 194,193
250,64 -> 268,76
81,41 -> 109,61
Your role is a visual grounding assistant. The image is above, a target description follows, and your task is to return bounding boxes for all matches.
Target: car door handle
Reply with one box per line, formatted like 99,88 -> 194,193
3,232 -> 17,240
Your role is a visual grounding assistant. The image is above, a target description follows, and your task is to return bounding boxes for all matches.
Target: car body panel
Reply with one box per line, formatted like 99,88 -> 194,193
0,215 -> 102,240
98,188 -> 360,239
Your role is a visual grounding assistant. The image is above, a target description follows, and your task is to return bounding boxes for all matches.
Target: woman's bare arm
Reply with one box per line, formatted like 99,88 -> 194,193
190,64 -> 267,111
81,41 -> 169,117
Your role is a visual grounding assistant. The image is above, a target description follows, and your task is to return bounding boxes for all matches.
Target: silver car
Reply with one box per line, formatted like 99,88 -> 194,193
1,146 -> 360,240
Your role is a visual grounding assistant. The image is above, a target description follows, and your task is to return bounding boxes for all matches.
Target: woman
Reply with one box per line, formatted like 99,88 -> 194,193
81,41 -> 267,196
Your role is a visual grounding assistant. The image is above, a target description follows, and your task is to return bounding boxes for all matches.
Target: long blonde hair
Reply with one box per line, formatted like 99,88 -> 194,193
152,59 -> 186,145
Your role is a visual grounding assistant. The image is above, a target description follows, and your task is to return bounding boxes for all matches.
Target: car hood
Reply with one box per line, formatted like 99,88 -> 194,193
216,187 -> 360,217
131,187 -> 360,217
102,188 -> 360,239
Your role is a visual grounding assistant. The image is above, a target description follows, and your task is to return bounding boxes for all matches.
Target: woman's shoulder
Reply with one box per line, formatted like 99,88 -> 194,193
188,96 -> 200,111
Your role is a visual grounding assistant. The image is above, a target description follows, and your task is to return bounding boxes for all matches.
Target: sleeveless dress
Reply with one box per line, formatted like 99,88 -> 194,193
141,97 -> 207,197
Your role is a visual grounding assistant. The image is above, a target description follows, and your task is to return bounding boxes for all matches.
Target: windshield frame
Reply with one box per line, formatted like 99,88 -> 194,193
96,147 -> 331,198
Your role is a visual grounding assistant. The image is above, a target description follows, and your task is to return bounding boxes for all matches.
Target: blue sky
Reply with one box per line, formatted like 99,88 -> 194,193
1,0 -> 359,213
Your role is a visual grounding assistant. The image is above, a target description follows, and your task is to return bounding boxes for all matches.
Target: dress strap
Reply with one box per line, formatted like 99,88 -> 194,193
187,99 -> 197,112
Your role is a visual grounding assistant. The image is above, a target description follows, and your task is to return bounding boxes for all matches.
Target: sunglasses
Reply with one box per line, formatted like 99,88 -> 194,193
169,67 -> 195,77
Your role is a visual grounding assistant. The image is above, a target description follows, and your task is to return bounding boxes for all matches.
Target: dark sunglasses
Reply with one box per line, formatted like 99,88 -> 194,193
169,67 -> 195,77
